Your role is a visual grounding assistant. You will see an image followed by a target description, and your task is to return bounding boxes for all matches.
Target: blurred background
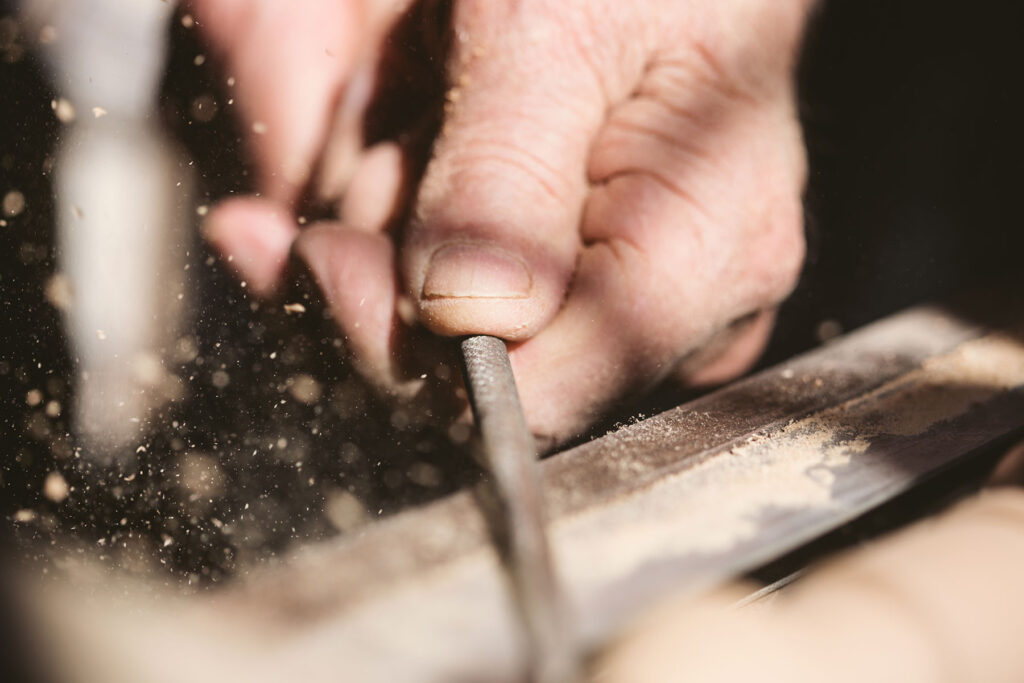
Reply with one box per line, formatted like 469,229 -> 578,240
0,0 -> 1021,596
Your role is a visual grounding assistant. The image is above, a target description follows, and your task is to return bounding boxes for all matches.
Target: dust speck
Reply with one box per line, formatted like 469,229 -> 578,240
3,190 -> 25,217
43,471 -> 69,503
44,273 -> 73,311
51,97 -> 75,123
211,370 -> 230,389
325,490 -> 368,532
13,509 -> 37,523
288,374 -> 322,405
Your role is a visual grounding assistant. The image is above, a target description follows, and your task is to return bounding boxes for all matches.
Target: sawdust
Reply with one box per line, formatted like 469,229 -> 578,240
43,471 -> 70,503
850,333 -> 1024,436
2,189 -> 25,217
555,331 -> 1024,597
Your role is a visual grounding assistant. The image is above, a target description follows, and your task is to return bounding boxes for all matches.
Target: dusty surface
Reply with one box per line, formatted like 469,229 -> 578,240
557,329 -> 1024,628
19,306 -> 1024,683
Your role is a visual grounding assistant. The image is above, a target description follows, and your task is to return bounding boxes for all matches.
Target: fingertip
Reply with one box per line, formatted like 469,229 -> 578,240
340,141 -> 406,233
403,225 -> 580,341
203,196 -> 297,297
412,241 -> 541,340
294,223 -> 400,387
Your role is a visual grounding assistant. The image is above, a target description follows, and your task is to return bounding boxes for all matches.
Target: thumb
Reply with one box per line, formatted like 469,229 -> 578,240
402,3 -> 620,340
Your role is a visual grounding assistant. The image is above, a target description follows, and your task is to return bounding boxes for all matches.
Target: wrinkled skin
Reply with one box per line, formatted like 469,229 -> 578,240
190,0 -> 813,446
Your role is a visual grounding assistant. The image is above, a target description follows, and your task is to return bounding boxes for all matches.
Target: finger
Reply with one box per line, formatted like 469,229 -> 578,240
293,223 -> 402,388
502,51 -> 806,443
508,181 -> 798,445
313,0 -> 443,204
202,196 -> 298,297
340,142 -> 407,233
507,87 -> 805,444
315,60 -> 378,203
295,222 -> 463,423
189,0 -> 362,203
401,2 -> 634,341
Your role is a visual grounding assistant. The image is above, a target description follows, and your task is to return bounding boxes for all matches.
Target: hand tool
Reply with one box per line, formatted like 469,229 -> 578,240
459,335 -> 580,683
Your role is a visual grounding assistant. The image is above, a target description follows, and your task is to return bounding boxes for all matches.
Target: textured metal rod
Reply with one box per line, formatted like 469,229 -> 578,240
460,335 -> 578,683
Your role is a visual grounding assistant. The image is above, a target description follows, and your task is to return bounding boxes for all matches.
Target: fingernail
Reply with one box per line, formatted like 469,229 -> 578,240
422,243 -> 532,299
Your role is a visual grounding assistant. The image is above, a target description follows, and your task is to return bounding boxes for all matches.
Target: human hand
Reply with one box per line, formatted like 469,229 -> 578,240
193,0 -> 813,446
598,487 -> 1024,682
189,0 -> 424,294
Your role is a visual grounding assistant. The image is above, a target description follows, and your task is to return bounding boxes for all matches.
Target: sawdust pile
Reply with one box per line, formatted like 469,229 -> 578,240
558,331 -> 1024,596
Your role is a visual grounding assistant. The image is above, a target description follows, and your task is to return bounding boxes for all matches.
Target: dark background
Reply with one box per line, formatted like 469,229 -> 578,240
0,0 -> 1022,584
773,0 -> 1024,358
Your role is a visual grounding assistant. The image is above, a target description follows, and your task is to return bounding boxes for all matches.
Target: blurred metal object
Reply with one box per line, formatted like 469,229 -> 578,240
460,335 -> 579,683
23,0 -> 192,458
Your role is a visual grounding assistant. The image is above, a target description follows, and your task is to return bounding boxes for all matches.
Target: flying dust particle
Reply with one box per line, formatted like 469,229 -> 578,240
325,490 -> 368,532
283,303 -> 306,314
44,272 -> 73,311
288,374 -> 322,405
396,296 -> 417,326
447,421 -> 472,444
191,94 -> 217,122
43,471 -> 69,503
13,509 -> 36,523
131,352 -> 165,387
92,107 -> 107,118
51,97 -> 75,123
408,462 -> 442,488
3,190 -> 25,217
816,319 -> 843,343
178,452 -> 225,498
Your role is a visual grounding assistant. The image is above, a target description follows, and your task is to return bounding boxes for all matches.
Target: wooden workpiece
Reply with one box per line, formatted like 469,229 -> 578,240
26,292 -> 1024,683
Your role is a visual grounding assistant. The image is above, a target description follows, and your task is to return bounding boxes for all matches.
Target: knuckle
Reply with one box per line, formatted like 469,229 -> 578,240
438,135 -> 575,207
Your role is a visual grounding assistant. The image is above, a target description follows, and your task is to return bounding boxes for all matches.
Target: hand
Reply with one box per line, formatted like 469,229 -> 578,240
193,0 -> 813,446
598,487 -> 1024,682
189,0 -> 417,294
